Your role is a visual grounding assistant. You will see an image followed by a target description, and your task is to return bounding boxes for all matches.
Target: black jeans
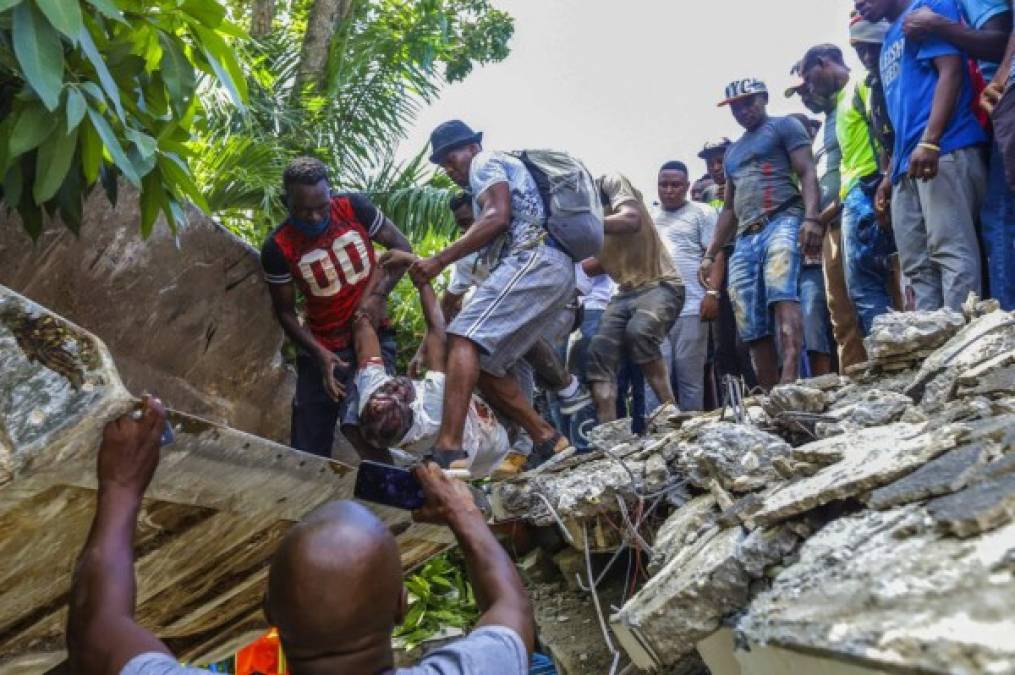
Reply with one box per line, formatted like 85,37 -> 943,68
290,329 -> 397,458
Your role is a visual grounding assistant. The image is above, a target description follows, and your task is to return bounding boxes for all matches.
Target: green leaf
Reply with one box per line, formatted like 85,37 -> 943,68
193,24 -> 247,104
180,0 -> 224,28
158,32 -> 195,114
3,163 -> 24,208
7,102 -> 58,160
18,201 -> 44,240
125,128 -> 156,159
78,25 -> 124,121
0,0 -> 24,11
86,106 -> 139,185
34,122 -> 79,203
35,0 -> 82,41
139,168 -> 164,237
158,152 -> 208,211
84,0 -> 123,22
79,117 -> 102,183
12,2 -> 64,111
65,88 -> 86,130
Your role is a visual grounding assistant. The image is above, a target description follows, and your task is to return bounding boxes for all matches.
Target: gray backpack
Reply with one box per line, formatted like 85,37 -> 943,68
511,149 -> 604,260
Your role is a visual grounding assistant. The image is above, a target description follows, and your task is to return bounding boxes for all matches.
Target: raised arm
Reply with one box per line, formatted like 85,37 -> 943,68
67,397 -> 172,675
358,214 -> 413,327
418,282 -> 448,373
413,463 -> 534,653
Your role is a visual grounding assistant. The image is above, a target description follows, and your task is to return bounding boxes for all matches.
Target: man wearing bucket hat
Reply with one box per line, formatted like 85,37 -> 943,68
410,120 -> 575,468
699,78 -> 821,390
856,0 -> 989,311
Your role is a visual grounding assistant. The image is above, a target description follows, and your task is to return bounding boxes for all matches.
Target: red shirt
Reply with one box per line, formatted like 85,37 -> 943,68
261,194 -> 384,351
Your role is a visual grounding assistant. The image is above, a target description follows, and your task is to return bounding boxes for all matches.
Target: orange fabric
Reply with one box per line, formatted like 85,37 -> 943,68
235,629 -> 288,675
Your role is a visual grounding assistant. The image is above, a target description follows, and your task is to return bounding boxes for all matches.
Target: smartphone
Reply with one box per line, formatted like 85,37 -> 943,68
354,460 -> 425,510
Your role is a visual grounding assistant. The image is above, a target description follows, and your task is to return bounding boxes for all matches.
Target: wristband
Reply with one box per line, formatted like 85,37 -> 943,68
705,289 -> 721,298
703,254 -> 716,262
917,141 -> 941,152
803,217 -> 822,225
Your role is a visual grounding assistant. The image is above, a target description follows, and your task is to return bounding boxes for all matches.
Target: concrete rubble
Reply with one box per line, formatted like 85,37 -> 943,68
493,304 -> 1015,674
0,285 -> 451,671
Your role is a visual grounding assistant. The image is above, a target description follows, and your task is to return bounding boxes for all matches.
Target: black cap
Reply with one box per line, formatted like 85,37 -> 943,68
429,120 -> 483,164
697,138 -> 732,160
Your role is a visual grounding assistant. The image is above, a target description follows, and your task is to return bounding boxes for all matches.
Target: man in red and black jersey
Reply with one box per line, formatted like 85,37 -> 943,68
260,157 -> 411,460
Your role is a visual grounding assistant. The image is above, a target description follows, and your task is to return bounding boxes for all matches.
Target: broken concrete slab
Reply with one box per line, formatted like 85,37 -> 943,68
649,495 -> 718,574
867,444 -> 991,510
863,308 -> 966,361
815,390 -> 913,438
738,507 -> 1015,675
613,522 -> 801,671
790,422 -> 924,465
0,286 -> 450,666
678,422 -> 793,493
907,309 -> 1015,408
754,424 -> 967,526
927,474 -> 1015,538
611,527 -> 749,670
0,186 -> 295,444
762,384 -> 827,416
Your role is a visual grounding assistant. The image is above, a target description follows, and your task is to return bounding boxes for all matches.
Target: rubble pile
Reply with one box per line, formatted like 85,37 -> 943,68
492,302 -> 1015,674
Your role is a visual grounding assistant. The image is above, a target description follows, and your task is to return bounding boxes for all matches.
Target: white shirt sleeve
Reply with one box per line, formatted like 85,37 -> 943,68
469,151 -> 511,202
397,625 -> 529,675
120,653 -> 211,675
355,363 -> 391,414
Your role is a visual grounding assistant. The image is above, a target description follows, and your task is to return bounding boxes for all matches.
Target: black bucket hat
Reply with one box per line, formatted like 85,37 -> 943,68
429,120 -> 483,164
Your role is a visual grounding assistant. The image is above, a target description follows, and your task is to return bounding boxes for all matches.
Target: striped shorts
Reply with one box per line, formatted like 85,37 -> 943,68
448,245 -> 576,378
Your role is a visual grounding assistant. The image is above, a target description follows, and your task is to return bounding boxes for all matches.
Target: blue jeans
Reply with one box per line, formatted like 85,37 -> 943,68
842,183 -> 897,335
728,214 -> 803,342
799,265 -> 832,355
981,141 -> 1015,310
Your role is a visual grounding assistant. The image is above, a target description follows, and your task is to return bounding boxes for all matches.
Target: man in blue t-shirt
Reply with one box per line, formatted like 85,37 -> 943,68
857,0 -> 989,311
700,78 -> 822,390
901,0 -> 1015,310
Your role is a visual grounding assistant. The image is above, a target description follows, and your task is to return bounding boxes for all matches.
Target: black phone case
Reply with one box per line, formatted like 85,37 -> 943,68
353,460 -> 425,510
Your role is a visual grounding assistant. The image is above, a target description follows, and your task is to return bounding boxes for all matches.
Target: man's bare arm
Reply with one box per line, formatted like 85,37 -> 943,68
906,7 -> 1011,62
358,218 -> 413,326
67,399 -> 172,675
268,283 -> 346,401
408,183 -> 511,285
603,201 -> 642,235
413,464 -> 535,654
352,311 -> 383,367
418,283 -> 448,373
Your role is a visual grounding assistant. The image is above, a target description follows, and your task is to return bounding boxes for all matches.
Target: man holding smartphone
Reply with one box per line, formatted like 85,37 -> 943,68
67,398 -> 534,675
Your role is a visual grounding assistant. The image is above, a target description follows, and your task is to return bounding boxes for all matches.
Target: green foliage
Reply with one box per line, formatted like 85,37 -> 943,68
193,0 -> 512,244
0,0 -> 247,239
394,550 -> 478,652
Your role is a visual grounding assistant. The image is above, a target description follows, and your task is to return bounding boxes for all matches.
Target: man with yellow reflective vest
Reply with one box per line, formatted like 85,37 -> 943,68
801,38 -> 901,336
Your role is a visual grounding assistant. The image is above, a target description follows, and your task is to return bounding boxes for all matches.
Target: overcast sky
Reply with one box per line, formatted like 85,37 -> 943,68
396,0 -> 864,201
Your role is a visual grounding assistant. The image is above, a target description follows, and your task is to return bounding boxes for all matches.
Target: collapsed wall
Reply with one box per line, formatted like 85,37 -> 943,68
0,285 -> 452,672
493,298 -> 1015,675
0,185 -> 295,444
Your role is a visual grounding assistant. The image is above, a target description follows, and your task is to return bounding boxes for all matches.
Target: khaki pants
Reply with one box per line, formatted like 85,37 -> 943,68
822,219 -> 867,370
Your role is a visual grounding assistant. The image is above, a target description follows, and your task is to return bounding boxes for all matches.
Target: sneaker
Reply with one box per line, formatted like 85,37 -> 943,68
491,451 -> 529,480
558,384 -> 593,416
565,402 -> 598,453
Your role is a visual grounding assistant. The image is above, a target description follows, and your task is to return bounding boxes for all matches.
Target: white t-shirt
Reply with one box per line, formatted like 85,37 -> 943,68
652,202 -> 717,317
356,365 -> 511,478
575,266 -> 615,311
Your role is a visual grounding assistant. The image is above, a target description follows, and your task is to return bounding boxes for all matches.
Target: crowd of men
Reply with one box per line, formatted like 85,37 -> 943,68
68,1 -> 1015,673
